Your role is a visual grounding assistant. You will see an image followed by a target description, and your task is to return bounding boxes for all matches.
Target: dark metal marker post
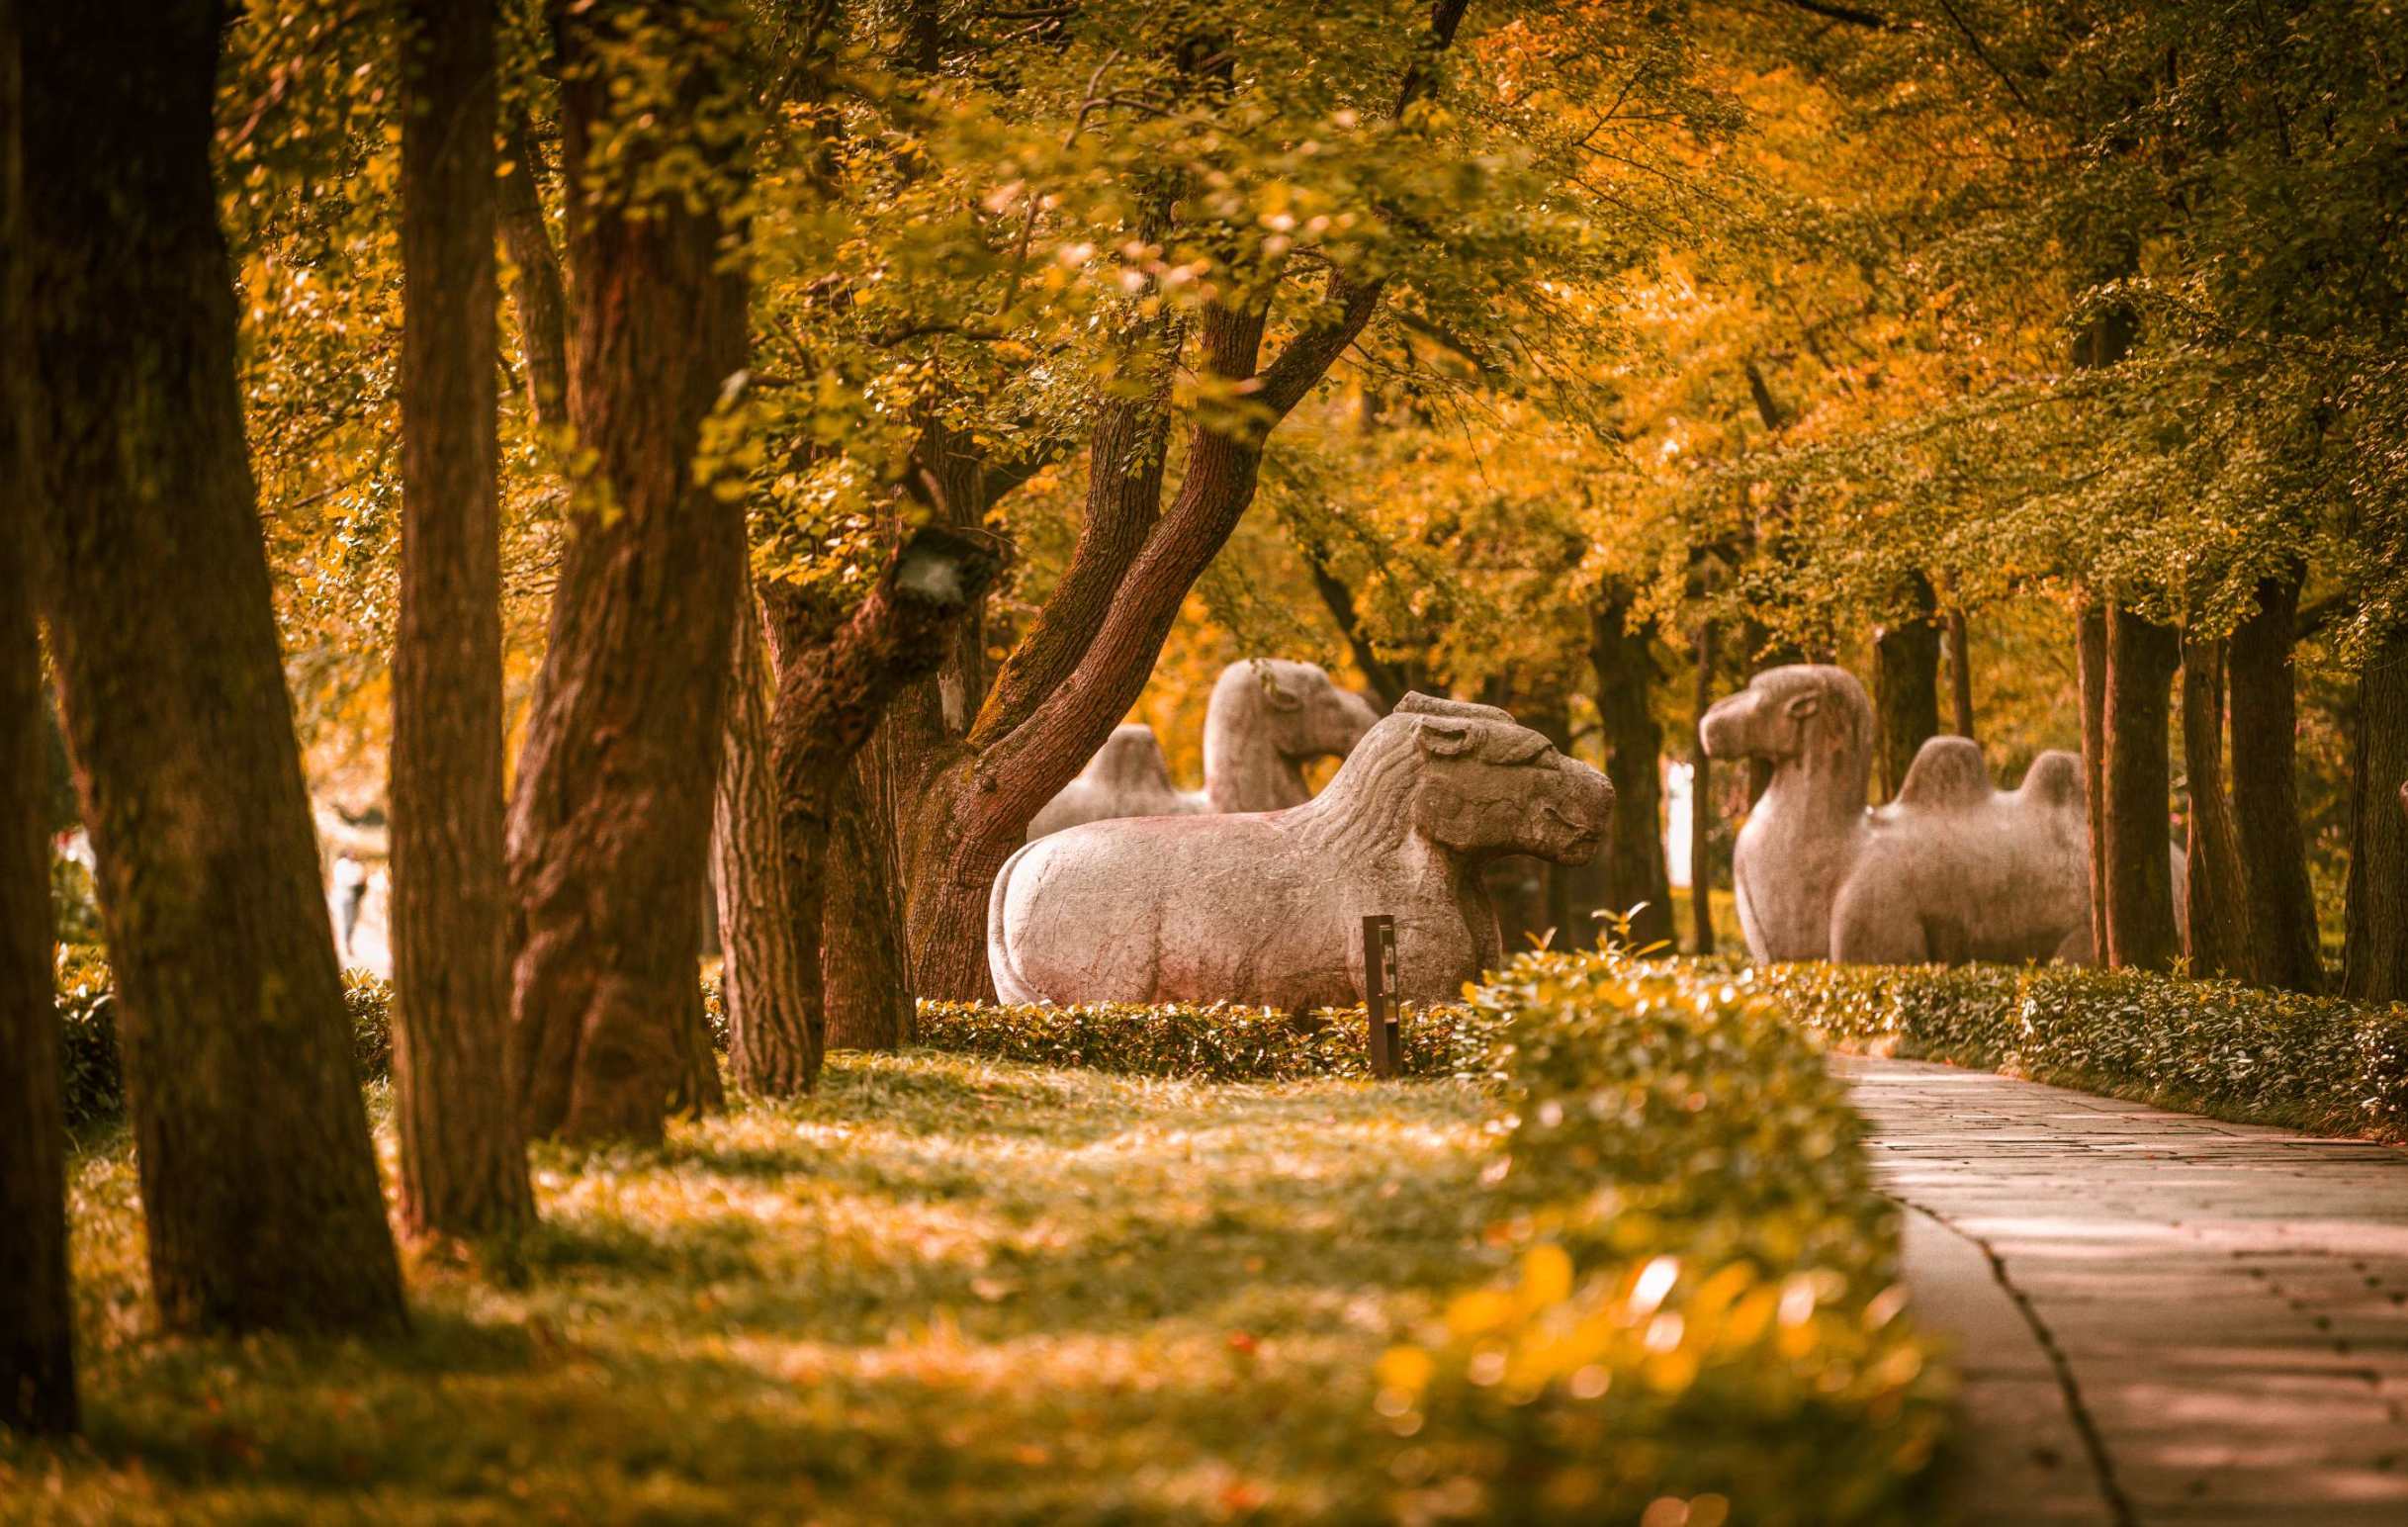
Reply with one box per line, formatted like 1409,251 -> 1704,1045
1364,914 -> 1399,1077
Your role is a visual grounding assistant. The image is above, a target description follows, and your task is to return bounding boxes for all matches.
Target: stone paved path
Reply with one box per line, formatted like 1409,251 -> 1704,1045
1836,1054 -> 2408,1526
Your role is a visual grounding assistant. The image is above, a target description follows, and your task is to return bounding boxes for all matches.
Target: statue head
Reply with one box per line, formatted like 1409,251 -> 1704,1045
1387,694 -> 1615,863
1699,665 -> 1873,773
1216,659 -> 1382,764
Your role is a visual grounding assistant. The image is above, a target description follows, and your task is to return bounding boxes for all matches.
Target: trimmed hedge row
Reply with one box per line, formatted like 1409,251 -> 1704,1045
1751,961 -> 2408,1140
1382,954 -> 1945,1524
914,998 -> 1496,1081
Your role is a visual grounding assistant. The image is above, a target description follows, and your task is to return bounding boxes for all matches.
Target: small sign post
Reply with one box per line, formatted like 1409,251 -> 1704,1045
1363,914 -> 1400,1077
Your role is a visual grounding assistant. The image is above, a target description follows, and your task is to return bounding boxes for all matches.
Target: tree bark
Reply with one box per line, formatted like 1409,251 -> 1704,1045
766,528 -> 1001,1074
824,764 -> 912,1049
1590,591 -> 1672,950
2230,571 -> 2322,991
2077,602 -> 2110,963
2343,627 -> 2408,1003
507,0 -> 749,1144
498,113 -> 570,437
713,569 -> 816,1093
2102,606 -> 2182,971
1945,606 -> 1975,738
1872,572 -> 1942,801
391,0 -> 532,1242
0,0 -> 76,1429
1689,615 -> 1717,955
22,0 -> 404,1335
2179,632 -> 2253,979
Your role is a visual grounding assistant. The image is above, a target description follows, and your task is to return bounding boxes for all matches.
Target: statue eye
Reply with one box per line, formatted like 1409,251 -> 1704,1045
1783,693 -> 1822,720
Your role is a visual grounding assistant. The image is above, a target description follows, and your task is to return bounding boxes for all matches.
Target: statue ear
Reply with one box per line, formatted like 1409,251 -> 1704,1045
1783,692 -> 1822,721
1415,718 -> 1475,757
1265,682 -> 1303,712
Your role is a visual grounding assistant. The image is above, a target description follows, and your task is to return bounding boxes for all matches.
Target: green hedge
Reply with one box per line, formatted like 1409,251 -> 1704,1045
1753,961 -> 2408,1140
914,998 -> 1495,1081
1382,954 -> 1945,1524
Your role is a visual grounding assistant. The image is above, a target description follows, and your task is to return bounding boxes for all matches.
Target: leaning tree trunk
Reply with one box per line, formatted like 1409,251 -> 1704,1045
823,765 -> 912,1050
2179,631 -> 2253,979
1688,615 -> 1717,956
2343,627 -> 2408,1003
1872,573 -> 1941,802
0,0 -> 77,1428
713,569 -> 816,1093
1590,593 -> 1672,950
2101,606 -> 2183,971
22,0 -> 404,1335
507,0 -> 747,1144
2077,603 -> 2110,963
390,0 -> 532,1241
2230,570 -> 2322,991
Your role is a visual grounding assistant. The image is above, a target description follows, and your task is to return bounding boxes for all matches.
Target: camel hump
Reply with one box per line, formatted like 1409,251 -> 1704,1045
2016,750 -> 2086,812
1895,735 -> 1993,809
1084,724 -> 1176,792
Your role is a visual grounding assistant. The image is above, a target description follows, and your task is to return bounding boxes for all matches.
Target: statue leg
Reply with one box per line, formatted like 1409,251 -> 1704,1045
1829,883 -> 1931,966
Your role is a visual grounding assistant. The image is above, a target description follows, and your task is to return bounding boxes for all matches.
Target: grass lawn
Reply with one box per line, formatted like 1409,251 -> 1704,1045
5,1054 -> 1504,1524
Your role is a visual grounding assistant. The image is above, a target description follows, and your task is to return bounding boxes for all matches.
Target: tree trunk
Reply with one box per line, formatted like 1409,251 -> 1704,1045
823,764 -> 911,1049
2230,571 -> 2322,991
713,570 -> 816,1093
390,0 -> 531,1242
2343,627 -> 2408,1003
1945,606 -> 1975,738
1689,616 -> 1716,956
507,0 -> 748,1144
0,0 -> 76,1428
1590,593 -> 1672,950
22,0 -> 403,1335
498,114 -> 569,436
2102,606 -> 2182,971
2077,603 -> 2109,963
767,529 -> 1001,1061
1872,573 -> 1941,801
2179,632 -> 2253,979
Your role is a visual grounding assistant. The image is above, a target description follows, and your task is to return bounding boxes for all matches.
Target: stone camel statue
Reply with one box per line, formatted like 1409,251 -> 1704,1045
1025,658 -> 1382,839
1699,664 -> 2185,966
988,693 -> 1615,1009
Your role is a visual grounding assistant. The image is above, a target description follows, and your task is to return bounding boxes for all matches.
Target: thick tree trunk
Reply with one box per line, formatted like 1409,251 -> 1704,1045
1945,606 -> 1975,738
23,0 -> 404,1335
391,0 -> 531,1241
2179,632 -> 2253,979
823,765 -> 911,1049
2077,603 -> 2110,962
2343,628 -> 2408,1003
2230,571 -> 2322,991
714,571 -> 817,1093
507,0 -> 748,1144
1872,573 -> 1942,801
767,529 -> 1000,1058
1590,593 -> 1672,950
1689,616 -> 1716,955
2101,606 -> 2182,971
0,0 -> 76,1429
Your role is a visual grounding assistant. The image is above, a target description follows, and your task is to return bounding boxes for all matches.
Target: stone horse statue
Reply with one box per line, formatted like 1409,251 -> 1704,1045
1700,665 -> 2184,965
1025,658 -> 1382,839
989,693 -> 1614,1009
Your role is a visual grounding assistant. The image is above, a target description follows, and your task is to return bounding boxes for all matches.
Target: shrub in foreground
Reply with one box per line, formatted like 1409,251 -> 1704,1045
1754,961 -> 2408,1139
1381,954 -> 1945,1524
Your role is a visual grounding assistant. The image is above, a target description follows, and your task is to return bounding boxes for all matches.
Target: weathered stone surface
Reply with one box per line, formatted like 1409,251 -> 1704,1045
988,694 -> 1613,1008
1025,724 -> 1199,840
1025,659 -> 1380,840
1699,665 -> 2185,965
